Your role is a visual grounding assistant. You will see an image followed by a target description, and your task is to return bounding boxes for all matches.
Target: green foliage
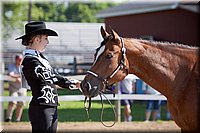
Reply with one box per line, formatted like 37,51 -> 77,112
66,2 -> 117,23
32,2 -> 67,22
2,2 -> 28,40
66,3 -> 94,22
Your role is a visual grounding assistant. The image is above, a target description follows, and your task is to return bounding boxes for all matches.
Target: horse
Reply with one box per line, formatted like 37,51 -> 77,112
80,26 -> 199,132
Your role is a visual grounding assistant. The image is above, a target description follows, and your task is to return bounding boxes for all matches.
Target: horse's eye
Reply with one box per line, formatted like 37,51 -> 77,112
106,53 -> 113,59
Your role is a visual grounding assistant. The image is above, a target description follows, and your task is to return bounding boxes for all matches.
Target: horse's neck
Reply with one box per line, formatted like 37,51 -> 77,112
125,38 -> 198,97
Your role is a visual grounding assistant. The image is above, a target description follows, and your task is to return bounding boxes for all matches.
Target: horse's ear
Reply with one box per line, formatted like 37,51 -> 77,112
100,26 -> 109,39
109,26 -> 120,44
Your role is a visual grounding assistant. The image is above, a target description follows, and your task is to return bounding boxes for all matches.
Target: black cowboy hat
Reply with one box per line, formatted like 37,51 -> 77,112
15,21 -> 58,40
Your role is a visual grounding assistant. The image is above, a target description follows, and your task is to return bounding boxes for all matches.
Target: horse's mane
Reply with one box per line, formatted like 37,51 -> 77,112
135,38 -> 198,50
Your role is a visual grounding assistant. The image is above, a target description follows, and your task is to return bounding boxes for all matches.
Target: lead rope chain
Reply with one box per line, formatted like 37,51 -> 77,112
84,97 -> 91,120
84,92 -> 116,127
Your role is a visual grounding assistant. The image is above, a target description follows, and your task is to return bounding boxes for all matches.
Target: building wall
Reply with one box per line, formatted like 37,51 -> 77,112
104,8 -> 199,46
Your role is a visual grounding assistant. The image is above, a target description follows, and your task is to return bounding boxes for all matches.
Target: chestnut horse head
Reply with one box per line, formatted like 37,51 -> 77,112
81,26 -> 199,131
81,26 -> 129,97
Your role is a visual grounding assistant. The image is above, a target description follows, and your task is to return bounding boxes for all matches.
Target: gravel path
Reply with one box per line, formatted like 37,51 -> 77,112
2,121 -> 181,132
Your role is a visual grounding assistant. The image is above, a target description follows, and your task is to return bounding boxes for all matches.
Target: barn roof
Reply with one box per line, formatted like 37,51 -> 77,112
96,3 -> 199,18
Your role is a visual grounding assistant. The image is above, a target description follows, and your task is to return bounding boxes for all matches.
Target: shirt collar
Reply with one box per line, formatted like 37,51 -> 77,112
23,49 -> 40,57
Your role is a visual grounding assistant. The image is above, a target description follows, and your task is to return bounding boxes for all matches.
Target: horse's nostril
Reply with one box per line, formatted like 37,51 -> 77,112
83,83 -> 88,90
86,82 -> 91,91
81,81 -> 99,98
81,81 -> 91,91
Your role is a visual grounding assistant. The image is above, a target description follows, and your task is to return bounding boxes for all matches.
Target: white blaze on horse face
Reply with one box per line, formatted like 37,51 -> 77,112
93,45 -> 105,65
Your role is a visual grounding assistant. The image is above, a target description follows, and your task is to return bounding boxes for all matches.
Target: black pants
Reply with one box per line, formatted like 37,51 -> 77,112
28,105 -> 58,133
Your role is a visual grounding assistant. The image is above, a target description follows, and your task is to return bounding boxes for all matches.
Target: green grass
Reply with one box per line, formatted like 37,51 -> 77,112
2,89 -> 170,122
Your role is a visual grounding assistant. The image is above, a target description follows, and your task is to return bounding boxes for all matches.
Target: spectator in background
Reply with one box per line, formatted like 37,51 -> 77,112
117,74 -> 137,122
5,54 -> 27,122
166,106 -> 172,120
161,101 -> 172,120
142,82 -> 161,122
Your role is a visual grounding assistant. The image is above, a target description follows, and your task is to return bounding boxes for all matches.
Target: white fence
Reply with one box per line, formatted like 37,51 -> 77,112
0,94 -> 167,102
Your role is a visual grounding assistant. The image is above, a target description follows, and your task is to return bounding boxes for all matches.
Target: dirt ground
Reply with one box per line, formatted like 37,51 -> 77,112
1,121 -> 181,133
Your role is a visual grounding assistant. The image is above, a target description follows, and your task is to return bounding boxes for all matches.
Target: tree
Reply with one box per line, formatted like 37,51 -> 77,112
66,3 -> 95,22
2,2 -> 28,40
2,1 -> 67,40
32,2 -> 67,22
66,2 -> 118,23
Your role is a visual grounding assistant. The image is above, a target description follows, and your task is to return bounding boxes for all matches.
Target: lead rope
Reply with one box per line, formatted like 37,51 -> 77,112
84,92 -> 116,127
99,91 -> 116,127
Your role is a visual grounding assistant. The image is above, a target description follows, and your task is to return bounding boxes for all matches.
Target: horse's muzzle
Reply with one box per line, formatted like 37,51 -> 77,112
80,80 -> 100,98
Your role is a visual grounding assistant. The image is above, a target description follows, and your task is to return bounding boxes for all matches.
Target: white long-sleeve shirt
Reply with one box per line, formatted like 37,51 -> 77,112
117,74 -> 137,94
142,82 -> 160,95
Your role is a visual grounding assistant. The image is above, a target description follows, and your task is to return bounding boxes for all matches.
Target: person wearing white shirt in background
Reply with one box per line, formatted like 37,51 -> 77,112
117,74 -> 137,122
142,82 -> 161,122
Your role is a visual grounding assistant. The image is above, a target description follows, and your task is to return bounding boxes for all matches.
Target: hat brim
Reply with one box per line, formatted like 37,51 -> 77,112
15,29 -> 58,40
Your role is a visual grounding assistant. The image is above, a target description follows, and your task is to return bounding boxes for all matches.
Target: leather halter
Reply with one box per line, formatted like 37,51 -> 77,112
87,37 -> 128,88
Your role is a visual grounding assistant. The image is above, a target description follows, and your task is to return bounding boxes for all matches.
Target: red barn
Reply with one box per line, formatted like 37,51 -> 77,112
96,3 -> 199,46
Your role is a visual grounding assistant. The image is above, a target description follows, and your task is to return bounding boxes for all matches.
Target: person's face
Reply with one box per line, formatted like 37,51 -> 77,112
16,57 -> 22,66
37,34 -> 49,52
30,34 -> 49,52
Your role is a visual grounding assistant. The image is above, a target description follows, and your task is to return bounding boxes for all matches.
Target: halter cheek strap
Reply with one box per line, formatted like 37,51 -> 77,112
109,37 -> 127,79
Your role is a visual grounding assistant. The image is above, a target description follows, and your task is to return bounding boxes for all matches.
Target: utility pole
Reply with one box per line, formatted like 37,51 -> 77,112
73,57 -> 77,75
28,0 -> 32,22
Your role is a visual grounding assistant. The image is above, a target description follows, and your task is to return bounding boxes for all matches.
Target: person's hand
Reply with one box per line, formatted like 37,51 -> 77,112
15,77 -> 22,83
75,82 -> 80,88
68,79 -> 81,90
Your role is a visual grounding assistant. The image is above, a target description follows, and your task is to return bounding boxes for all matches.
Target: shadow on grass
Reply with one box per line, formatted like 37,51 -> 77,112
3,107 -> 117,122
3,101 -> 169,122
